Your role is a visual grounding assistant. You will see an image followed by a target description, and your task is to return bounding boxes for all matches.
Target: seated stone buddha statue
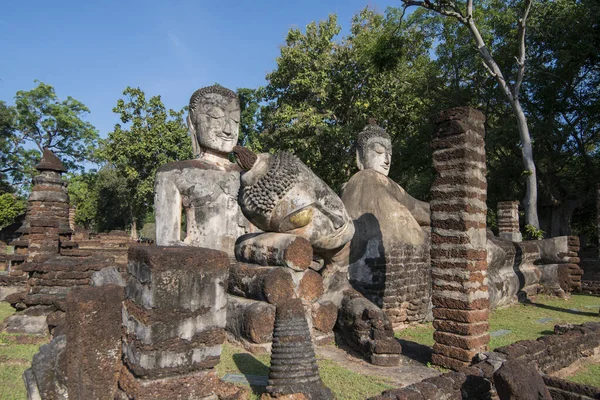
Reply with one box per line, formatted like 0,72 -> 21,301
341,120 -> 431,326
154,85 -> 253,255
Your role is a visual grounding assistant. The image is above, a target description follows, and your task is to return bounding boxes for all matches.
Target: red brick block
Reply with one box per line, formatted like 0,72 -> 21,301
433,331 -> 489,351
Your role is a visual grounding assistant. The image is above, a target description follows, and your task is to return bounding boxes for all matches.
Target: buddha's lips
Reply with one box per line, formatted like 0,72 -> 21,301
216,134 -> 235,140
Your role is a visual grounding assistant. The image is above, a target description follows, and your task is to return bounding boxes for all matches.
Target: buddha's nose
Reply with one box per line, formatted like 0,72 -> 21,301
223,120 -> 233,136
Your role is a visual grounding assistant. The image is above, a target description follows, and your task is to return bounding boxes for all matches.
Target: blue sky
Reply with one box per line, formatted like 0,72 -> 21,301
1,0 -> 397,139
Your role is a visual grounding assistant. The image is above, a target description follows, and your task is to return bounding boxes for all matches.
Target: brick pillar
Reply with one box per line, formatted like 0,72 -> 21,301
122,245 -> 237,398
597,184 -> 600,259
21,149 -> 71,262
497,201 -> 522,242
3,150 -> 71,298
430,107 -> 490,370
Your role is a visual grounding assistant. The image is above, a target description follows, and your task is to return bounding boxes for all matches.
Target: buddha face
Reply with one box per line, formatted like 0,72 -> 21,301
357,137 -> 392,176
189,93 -> 240,154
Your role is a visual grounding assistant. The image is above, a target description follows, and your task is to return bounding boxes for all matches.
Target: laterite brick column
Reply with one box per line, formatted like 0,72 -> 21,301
21,149 -> 71,261
597,184 -> 600,259
5,150 -> 70,282
430,107 -> 490,370
497,201 -> 522,242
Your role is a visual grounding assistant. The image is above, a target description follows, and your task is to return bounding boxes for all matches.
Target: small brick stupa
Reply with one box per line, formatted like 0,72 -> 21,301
263,298 -> 333,400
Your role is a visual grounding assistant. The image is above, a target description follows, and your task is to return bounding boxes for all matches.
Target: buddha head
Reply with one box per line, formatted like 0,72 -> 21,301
188,85 -> 240,157
355,120 -> 392,176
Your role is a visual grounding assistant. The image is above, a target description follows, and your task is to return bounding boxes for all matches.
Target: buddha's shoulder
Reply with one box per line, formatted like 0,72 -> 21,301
346,169 -> 391,186
157,159 -> 241,174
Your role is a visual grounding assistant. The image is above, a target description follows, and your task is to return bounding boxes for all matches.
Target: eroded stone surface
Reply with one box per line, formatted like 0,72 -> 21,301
235,149 -> 354,253
493,359 -> 552,400
25,334 -> 67,400
430,107 -> 490,370
235,232 -> 313,271
66,285 -> 123,399
154,85 -> 253,256
336,289 -> 401,366
342,122 -> 431,327
123,245 -> 229,379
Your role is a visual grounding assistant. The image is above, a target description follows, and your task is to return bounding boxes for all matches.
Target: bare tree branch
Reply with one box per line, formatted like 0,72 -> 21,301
514,0 -> 533,98
401,1 -> 467,22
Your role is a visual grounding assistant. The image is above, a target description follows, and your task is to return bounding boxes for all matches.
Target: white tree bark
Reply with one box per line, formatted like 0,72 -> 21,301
403,0 -> 540,228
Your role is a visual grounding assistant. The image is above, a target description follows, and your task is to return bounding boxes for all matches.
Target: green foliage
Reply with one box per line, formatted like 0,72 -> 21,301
13,81 -> 99,172
68,167 -> 132,232
237,88 -> 262,152
1,81 -> 98,193
0,193 -> 26,229
259,10 -> 439,195
524,224 -> 545,240
68,172 -> 98,229
98,87 -> 192,234
392,0 -> 600,236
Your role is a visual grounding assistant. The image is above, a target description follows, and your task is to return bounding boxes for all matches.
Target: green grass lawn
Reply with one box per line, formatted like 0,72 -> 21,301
396,294 -> 600,349
567,363 -> 600,387
216,343 -> 395,399
0,301 -> 49,400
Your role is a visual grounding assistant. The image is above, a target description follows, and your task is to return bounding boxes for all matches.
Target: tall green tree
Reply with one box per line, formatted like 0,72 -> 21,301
399,0 -> 600,237
68,167 -> 132,232
401,0 -> 541,229
11,81 -> 98,174
1,82 -> 98,229
98,87 -> 192,238
259,10 -> 440,195
237,88 -> 263,152
523,0 -> 600,237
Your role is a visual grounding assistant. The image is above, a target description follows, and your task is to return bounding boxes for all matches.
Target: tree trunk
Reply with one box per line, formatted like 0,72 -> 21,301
512,99 -> 539,229
130,218 -> 138,240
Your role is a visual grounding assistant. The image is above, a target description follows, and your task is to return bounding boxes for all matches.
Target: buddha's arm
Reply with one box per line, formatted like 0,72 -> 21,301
155,171 -> 183,245
393,183 -> 431,227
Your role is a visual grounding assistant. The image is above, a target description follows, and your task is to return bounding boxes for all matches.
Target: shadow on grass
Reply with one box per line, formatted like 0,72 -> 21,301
525,301 -> 599,317
396,338 -> 432,365
232,353 -> 269,397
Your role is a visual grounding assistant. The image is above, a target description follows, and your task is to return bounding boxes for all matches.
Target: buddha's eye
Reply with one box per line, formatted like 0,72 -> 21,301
372,143 -> 386,154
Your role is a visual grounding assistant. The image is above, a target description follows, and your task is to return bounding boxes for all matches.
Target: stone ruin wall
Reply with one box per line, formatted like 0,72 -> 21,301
578,184 -> 600,295
8,110 -> 595,400
0,151 -> 134,336
354,243 -> 431,327
487,234 -> 583,308
23,245 -> 248,399
370,321 -> 600,400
